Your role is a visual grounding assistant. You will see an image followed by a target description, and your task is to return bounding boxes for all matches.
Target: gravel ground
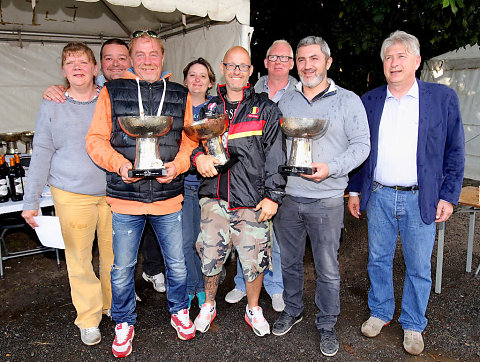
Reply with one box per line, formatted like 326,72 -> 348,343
1,179 -> 479,361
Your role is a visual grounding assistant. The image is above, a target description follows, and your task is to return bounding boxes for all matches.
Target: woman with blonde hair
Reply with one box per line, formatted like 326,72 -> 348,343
22,42 -> 113,346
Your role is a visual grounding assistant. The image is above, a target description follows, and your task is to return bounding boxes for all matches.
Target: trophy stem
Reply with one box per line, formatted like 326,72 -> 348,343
6,141 -> 18,155
206,137 -> 230,164
24,142 -> 33,155
289,138 -> 313,167
134,137 -> 164,171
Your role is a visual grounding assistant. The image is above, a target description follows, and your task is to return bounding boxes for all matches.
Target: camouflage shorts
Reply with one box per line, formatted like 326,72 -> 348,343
196,198 -> 272,282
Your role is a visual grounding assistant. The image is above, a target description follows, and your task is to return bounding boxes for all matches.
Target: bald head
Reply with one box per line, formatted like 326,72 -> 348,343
220,46 -> 253,100
223,46 -> 251,63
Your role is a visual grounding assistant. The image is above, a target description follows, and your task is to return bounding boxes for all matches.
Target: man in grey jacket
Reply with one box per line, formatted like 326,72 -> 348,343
271,36 -> 370,357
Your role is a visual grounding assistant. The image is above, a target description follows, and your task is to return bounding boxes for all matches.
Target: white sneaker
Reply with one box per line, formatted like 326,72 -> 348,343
142,272 -> 166,292
271,293 -> 285,312
245,305 -> 270,337
80,326 -> 101,346
112,323 -> 134,358
170,309 -> 196,340
361,316 -> 390,338
225,288 -> 246,303
194,302 -> 217,333
403,330 -> 424,355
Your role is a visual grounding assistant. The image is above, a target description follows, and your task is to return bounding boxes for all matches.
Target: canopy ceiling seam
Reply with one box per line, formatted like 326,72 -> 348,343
99,0 -> 131,37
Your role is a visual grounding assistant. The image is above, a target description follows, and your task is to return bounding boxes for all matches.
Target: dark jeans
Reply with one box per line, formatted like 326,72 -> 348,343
182,183 -> 204,295
274,195 -> 343,330
141,221 -> 164,276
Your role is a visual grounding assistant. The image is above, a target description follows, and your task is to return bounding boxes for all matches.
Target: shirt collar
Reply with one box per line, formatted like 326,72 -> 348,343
295,78 -> 336,97
386,79 -> 419,100
264,76 -> 291,92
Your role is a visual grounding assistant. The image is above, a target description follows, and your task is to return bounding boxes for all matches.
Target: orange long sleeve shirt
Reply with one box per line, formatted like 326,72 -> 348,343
85,71 -> 196,215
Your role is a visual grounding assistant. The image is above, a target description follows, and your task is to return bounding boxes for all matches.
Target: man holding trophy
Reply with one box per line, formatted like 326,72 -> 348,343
85,30 -> 198,358
191,46 -> 286,337
271,36 -> 370,357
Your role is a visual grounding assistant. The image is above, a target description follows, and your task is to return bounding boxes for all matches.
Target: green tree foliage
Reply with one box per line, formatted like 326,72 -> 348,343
250,0 -> 479,95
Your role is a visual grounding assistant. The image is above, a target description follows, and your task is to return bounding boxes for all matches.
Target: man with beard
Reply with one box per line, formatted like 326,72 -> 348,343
271,36 -> 370,357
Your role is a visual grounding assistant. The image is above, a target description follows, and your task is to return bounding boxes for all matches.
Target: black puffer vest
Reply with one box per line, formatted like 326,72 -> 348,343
105,77 -> 188,202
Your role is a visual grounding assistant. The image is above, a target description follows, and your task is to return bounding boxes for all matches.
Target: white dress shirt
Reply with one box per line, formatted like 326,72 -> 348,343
374,80 -> 419,187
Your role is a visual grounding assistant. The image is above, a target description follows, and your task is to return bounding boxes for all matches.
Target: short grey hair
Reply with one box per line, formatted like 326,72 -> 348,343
380,30 -> 420,61
266,39 -> 294,58
296,36 -> 331,58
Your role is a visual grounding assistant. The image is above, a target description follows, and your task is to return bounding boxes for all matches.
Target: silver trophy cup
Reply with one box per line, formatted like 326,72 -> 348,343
279,117 -> 329,175
0,132 -> 22,154
20,131 -> 35,154
118,115 -> 173,177
184,114 -> 237,172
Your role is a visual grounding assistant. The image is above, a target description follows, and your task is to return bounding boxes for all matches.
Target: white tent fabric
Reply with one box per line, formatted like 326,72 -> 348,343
76,0 -> 250,25
421,44 -> 480,180
0,0 -> 252,142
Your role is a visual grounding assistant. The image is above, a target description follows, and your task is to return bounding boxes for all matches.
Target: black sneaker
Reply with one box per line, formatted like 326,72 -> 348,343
272,311 -> 303,336
319,328 -> 339,357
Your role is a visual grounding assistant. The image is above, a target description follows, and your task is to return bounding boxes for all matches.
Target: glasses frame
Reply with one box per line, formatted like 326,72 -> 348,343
132,30 -> 159,39
222,63 -> 252,72
267,55 -> 293,63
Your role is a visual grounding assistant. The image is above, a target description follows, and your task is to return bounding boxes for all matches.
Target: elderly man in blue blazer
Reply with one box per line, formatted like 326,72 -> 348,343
348,30 -> 465,356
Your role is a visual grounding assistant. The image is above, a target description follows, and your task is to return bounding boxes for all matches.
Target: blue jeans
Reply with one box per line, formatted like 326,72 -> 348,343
274,195 -> 343,330
366,184 -> 436,332
111,211 -> 188,325
233,231 -> 283,296
182,183 -> 204,295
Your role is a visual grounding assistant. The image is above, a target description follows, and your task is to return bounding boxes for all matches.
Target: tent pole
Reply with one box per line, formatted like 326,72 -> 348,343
240,24 -> 253,53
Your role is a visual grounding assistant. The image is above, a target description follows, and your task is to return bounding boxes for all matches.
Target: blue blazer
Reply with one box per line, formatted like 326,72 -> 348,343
348,80 -> 465,224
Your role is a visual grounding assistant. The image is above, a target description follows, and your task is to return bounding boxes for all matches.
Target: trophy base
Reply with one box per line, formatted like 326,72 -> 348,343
128,168 -> 168,177
214,157 -> 238,173
279,165 -> 313,175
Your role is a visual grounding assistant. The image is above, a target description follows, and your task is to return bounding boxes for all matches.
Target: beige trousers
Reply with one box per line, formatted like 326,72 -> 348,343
51,186 -> 113,329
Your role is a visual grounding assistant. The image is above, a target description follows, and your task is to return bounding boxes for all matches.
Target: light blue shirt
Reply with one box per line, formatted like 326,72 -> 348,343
375,80 -> 419,186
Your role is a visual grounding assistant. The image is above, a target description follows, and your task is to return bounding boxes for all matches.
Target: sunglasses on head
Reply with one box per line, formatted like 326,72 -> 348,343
132,30 -> 159,39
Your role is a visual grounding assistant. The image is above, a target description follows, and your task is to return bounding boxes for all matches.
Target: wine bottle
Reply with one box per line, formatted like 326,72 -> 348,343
8,157 -> 24,201
13,153 -> 26,189
0,155 -> 9,202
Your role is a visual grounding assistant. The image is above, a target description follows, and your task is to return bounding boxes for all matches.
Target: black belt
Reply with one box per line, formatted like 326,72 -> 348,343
376,182 -> 418,191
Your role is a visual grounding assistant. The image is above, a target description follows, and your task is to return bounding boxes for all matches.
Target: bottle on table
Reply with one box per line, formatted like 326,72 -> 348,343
8,157 -> 24,201
0,154 -> 9,202
13,153 -> 27,189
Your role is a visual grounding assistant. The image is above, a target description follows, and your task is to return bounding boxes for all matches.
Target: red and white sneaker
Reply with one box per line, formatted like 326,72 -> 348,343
171,308 -> 196,340
245,305 -> 270,337
194,302 -> 217,333
112,322 -> 134,358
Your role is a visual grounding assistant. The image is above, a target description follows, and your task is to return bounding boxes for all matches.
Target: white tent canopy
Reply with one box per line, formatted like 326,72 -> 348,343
421,44 -> 480,181
0,0 -> 252,138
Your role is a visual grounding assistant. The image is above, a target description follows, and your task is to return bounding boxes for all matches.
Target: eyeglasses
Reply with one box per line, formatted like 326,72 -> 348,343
267,55 -> 293,62
132,30 -> 159,39
223,63 -> 252,72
